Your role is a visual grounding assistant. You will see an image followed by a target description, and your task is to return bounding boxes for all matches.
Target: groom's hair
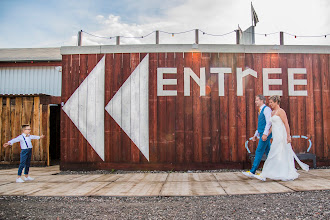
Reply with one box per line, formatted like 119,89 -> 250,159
256,94 -> 266,104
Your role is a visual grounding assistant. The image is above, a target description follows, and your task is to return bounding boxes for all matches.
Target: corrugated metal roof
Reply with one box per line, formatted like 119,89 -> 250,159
0,66 -> 62,96
0,48 -> 61,62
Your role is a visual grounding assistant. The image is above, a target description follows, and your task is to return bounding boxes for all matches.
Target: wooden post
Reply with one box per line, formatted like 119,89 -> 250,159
236,30 -> 240,44
156,30 -> 159,44
47,105 -> 50,166
77,30 -> 82,46
116,36 -> 120,45
195,29 -> 199,44
280,31 -> 284,45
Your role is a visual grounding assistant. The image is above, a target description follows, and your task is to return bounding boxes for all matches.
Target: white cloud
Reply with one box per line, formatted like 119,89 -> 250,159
78,0 -> 329,46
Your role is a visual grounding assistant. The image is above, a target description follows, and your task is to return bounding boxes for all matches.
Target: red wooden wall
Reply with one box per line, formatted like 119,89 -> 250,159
60,52 -> 330,170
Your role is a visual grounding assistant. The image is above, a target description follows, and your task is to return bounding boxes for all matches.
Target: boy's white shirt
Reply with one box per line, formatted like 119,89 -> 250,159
254,104 -> 272,138
8,133 -> 40,149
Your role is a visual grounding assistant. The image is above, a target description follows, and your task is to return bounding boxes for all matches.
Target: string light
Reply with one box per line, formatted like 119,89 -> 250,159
81,29 -> 330,41
199,29 -> 235,37
283,32 -> 330,38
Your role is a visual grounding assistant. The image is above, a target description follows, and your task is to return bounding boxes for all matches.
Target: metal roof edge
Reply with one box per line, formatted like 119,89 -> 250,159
0,47 -> 61,62
61,44 -> 330,55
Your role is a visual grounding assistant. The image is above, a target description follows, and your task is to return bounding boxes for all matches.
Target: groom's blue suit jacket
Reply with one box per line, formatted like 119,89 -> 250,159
257,106 -> 270,136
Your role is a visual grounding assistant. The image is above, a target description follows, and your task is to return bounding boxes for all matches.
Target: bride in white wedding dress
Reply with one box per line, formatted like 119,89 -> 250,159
256,95 -> 309,181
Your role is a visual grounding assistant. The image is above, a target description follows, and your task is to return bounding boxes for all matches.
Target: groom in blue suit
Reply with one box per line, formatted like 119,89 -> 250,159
243,94 -> 272,177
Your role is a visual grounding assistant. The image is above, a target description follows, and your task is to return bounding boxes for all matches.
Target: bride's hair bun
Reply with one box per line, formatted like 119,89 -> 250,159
269,95 -> 281,104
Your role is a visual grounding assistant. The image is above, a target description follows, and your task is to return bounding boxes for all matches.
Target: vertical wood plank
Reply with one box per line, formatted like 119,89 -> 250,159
47,105 -> 50,166
252,54 -> 263,154
279,54 -> 290,125
320,54 -> 329,159
287,54 -> 299,151
245,54 -> 256,158
157,53 -> 167,163
86,54 -> 97,162
210,53 -> 220,163
219,53 -> 230,162
192,52 -> 202,163
201,53 -> 211,162
139,52 -> 149,163
13,97 -> 22,161
121,53 -> 132,162
296,54 -> 307,153
237,53 -> 246,162
70,54 -> 80,162
39,104 -> 43,161
79,54 -> 88,162
109,53 -> 121,162
165,52 -> 176,163
10,99 -> 15,161
4,98 -> 11,161
130,53 -> 140,163
175,53 -> 185,163
32,97 -> 40,161
184,52 -> 193,163
228,54 -> 238,162
0,97 -> 2,161
304,54 -> 315,154
149,53 -> 158,163
104,53 -> 113,162
41,105 -> 48,163
60,55 -> 70,163
312,54 -> 324,159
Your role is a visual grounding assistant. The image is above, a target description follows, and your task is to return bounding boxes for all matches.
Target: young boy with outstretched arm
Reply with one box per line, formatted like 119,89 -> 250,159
3,124 -> 45,183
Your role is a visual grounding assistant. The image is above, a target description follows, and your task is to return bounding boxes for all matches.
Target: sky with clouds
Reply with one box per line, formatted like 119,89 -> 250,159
0,0 -> 329,48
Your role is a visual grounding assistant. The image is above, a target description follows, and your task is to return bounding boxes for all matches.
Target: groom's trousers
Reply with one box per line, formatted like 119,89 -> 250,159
250,134 -> 272,174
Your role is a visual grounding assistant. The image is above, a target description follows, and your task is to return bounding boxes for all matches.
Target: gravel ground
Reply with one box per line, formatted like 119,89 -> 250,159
0,191 -> 329,219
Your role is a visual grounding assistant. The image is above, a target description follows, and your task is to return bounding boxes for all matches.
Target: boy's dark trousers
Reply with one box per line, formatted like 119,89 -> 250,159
18,148 -> 32,176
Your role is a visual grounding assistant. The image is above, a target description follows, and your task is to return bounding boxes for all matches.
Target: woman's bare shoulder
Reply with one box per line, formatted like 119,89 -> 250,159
278,108 -> 287,115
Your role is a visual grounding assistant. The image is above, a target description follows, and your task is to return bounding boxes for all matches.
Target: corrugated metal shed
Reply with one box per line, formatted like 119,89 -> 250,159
0,48 -> 61,62
0,66 -> 62,96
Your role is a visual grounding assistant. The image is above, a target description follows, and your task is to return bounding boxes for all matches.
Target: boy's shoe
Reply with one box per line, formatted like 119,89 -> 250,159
16,178 -> 25,183
242,171 -> 255,178
24,176 -> 34,181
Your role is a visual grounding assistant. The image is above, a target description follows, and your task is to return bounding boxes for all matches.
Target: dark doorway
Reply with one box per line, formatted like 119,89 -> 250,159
49,105 -> 61,165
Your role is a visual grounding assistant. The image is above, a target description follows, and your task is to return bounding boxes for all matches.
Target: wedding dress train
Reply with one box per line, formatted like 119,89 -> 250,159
261,115 -> 309,181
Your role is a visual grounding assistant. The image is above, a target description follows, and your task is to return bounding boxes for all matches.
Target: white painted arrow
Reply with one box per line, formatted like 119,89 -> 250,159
105,54 -> 149,161
63,56 -> 105,161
